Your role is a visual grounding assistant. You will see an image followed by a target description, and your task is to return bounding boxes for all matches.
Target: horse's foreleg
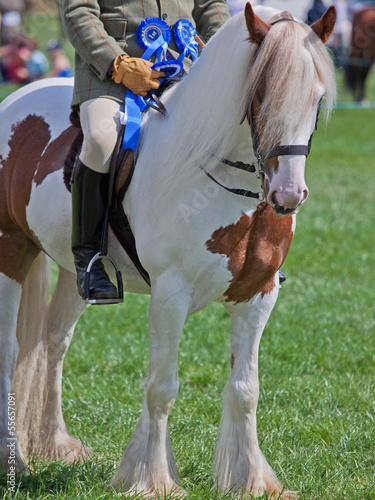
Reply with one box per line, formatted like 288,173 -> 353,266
40,266 -> 90,461
0,274 -> 27,473
215,285 -> 295,499
111,277 -> 189,497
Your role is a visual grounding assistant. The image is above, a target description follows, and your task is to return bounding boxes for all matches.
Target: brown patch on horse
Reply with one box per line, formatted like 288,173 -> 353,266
0,115 -> 51,236
262,156 -> 279,182
206,203 -> 293,303
0,114 -> 80,282
35,125 -> 82,188
0,115 -> 50,281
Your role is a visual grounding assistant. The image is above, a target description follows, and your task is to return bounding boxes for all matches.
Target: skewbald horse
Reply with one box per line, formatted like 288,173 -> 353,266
0,4 -> 336,498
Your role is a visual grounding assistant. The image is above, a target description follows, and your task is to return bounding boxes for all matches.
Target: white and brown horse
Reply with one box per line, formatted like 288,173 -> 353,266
0,4 -> 336,498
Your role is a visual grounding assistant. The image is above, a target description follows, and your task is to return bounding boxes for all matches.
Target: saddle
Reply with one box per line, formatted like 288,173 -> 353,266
64,110 -> 150,287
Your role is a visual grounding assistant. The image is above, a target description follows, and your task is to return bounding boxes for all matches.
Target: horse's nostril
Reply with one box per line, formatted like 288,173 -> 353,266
271,191 -> 279,208
302,189 -> 309,204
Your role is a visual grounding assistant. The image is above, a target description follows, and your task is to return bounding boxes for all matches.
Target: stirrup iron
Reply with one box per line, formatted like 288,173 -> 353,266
85,252 -> 124,305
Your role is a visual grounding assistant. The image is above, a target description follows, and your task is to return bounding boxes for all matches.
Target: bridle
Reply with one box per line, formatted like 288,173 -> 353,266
201,17 -> 322,201
247,94 -> 322,167
201,94 -> 322,201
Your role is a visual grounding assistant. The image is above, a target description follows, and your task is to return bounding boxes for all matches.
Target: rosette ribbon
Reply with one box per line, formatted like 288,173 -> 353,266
122,18 -> 172,151
122,18 -> 186,151
136,17 -> 171,62
174,19 -> 199,62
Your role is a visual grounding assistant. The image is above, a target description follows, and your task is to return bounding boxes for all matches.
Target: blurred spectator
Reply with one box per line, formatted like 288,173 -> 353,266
227,0 -> 262,16
348,0 -> 375,18
46,39 -> 72,77
0,0 -> 36,44
0,37 -> 48,83
26,39 -> 49,79
0,10 -> 22,44
307,0 -> 328,25
331,0 -> 351,57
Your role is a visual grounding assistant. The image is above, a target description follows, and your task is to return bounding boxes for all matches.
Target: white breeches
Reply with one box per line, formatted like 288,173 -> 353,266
79,98 -> 123,173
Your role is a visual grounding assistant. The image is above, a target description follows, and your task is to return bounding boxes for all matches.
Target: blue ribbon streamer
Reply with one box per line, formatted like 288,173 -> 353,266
177,45 -> 198,62
141,35 -> 169,62
122,18 -> 171,151
122,91 -> 149,151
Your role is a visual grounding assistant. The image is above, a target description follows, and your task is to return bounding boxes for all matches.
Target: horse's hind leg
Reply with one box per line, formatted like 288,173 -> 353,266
0,229 -> 41,473
214,284 -> 296,499
36,265 -> 89,461
0,273 -> 26,473
111,275 -> 189,497
12,257 -> 90,464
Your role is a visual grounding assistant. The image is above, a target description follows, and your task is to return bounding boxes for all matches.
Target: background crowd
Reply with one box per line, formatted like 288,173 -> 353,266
0,0 -> 71,84
0,0 -> 374,86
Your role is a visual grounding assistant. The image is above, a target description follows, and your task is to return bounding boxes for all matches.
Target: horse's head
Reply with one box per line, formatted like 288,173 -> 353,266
244,3 -> 336,217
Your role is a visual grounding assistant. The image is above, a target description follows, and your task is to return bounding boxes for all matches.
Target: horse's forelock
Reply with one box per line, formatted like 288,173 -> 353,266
243,14 -> 336,156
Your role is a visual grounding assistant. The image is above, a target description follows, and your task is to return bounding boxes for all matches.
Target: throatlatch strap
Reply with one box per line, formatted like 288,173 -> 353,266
200,166 -> 261,200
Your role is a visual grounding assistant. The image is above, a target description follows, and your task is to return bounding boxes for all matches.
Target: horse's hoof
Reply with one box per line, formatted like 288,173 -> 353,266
37,431 -> 92,463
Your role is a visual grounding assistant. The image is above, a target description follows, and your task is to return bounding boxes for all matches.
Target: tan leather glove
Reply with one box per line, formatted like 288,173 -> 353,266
112,54 -> 163,97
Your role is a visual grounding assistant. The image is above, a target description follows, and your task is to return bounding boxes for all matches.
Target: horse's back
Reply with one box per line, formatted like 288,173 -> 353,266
0,77 -> 74,140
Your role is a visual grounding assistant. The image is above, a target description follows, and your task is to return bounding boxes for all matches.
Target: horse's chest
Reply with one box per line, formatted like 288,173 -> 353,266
205,203 -> 293,304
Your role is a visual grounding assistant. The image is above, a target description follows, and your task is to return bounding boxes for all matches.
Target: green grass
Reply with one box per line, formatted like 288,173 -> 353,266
1,110 -> 374,499
1,15 -> 375,500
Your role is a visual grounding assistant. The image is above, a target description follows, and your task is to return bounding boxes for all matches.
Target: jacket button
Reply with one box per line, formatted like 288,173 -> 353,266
162,13 -> 168,20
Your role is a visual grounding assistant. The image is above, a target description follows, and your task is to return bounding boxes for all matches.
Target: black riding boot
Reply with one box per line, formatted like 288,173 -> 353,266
71,158 -> 118,301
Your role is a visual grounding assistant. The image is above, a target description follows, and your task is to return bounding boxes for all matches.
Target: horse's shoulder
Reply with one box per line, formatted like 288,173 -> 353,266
205,203 -> 293,303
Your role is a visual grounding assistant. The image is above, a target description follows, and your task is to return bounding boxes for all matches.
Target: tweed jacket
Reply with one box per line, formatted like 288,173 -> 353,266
59,0 -> 230,106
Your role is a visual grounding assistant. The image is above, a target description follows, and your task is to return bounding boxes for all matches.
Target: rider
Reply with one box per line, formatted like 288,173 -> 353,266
58,0 -> 230,303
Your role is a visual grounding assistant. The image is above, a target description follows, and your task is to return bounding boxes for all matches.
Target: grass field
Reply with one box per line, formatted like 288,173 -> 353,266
1,16 -> 375,500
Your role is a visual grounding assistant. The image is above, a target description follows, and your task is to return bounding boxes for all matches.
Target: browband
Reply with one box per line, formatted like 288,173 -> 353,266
271,18 -> 298,26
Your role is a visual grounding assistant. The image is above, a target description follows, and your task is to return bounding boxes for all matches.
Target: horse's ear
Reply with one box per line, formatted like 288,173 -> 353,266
311,5 -> 337,43
245,2 -> 270,46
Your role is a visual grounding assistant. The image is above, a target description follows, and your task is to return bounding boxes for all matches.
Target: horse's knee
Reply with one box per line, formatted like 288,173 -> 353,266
146,378 -> 179,414
228,377 -> 259,415
47,326 -> 73,359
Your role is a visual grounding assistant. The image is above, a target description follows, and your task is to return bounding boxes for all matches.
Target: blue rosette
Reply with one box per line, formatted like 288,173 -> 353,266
151,60 -> 183,78
174,19 -> 199,61
136,17 -> 171,61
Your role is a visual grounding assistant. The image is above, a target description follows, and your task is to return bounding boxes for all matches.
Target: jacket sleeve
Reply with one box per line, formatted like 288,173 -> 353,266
58,0 -> 125,81
193,0 -> 230,42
